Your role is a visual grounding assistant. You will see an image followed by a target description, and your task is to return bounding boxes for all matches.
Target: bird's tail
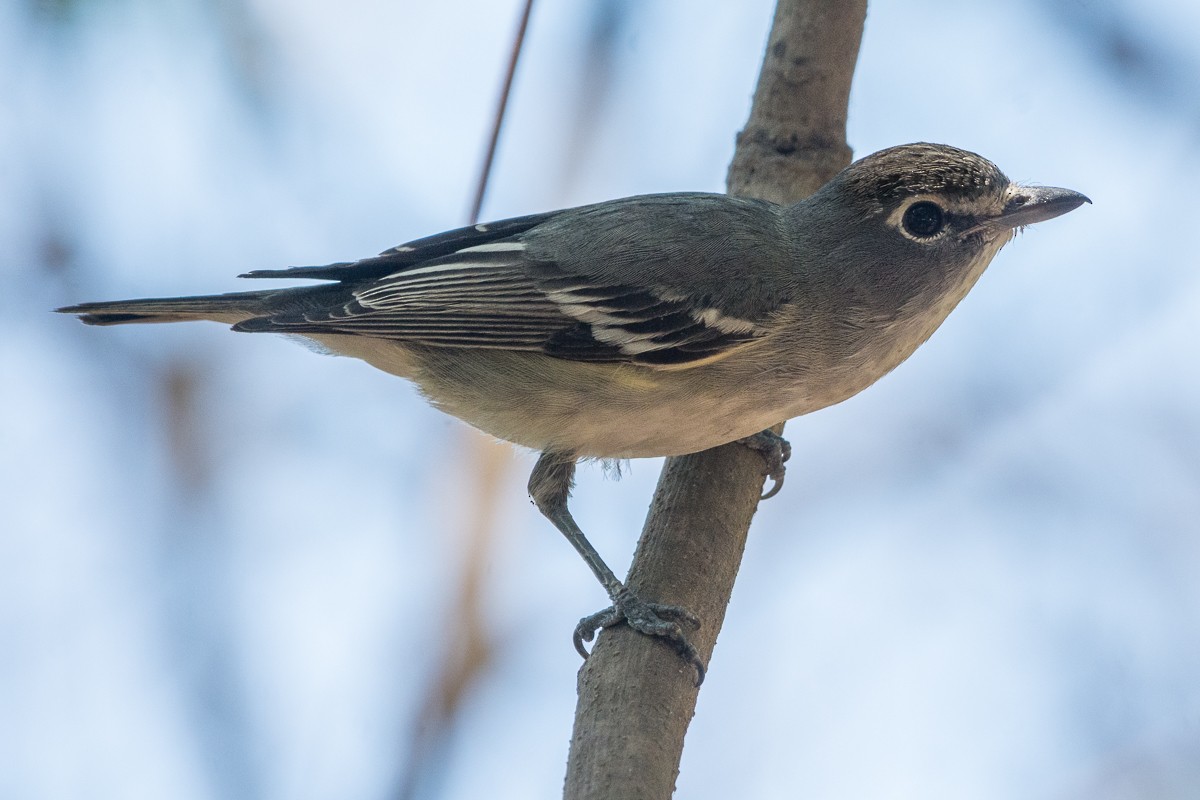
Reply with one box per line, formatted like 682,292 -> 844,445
57,290 -> 275,326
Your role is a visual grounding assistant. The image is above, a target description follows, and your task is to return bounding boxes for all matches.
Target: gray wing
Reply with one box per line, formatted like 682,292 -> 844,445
239,210 -> 560,283
234,194 -> 794,369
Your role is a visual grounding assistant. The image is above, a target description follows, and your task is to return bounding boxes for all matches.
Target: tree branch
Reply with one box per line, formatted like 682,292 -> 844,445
563,1 -> 866,798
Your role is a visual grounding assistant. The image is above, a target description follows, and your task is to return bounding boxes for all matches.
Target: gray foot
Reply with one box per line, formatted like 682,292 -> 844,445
737,429 -> 792,499
574,592 -> 705,685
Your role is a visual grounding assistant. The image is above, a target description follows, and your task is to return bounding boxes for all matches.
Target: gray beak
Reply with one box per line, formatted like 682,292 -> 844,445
995,185 -> 1091,229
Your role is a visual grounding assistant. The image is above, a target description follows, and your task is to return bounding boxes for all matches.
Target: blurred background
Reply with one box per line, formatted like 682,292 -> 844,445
4,0 -> 1199,798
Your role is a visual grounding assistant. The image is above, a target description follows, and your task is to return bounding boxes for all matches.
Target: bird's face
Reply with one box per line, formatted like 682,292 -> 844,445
837,141 -> 1087,248
782,142 -> 1089,381
801,143 -> 1088,312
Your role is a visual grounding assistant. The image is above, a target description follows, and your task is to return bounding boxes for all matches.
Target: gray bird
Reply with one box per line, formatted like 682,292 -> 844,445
59,143 -> 1088,684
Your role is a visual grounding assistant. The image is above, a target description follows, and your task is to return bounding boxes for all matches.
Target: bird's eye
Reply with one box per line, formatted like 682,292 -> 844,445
901,201 -> 946,239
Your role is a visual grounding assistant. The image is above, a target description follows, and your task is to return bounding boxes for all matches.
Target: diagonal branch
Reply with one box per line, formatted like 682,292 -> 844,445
563,1 -> 867,798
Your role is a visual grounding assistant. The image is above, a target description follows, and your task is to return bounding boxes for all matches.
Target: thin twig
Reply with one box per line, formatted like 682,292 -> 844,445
468,0 -> 535,224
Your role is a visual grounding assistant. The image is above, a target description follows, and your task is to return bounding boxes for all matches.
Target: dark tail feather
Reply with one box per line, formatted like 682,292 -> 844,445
56,290 -> 274,326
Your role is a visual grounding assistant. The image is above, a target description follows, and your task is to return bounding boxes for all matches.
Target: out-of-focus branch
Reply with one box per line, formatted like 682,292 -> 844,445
563,2 -> 866,798
395,430 -> 508,800
395,4 -> 533,797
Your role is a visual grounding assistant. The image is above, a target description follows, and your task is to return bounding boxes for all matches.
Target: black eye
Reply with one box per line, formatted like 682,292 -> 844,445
902,201 -> 945,238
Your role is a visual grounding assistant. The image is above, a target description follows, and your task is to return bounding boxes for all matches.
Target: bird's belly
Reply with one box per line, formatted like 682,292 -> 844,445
312,334 -> 806,457
420,353 -> 797,458
307,330 -> 928,458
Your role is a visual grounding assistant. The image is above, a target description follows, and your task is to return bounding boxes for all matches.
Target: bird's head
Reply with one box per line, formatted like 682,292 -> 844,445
796,142 -> 1089,311
830,141 -> 1088,244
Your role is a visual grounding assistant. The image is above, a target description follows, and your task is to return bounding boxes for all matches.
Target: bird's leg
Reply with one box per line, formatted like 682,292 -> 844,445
737,429 -> 792,499
528,452 -> 704,684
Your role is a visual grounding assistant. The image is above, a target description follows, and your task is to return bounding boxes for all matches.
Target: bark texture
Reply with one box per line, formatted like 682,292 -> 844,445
563,2 -> 867,798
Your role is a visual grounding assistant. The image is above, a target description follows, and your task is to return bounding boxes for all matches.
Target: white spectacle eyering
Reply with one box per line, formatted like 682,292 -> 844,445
888,196 -> 951,244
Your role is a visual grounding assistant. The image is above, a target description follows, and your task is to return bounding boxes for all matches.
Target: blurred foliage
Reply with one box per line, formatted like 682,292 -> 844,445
27,0 -> 90,26
1040,0 -> 1200,119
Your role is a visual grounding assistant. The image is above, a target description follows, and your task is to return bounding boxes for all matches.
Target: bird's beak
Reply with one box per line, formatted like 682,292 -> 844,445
992,185 -> 1091,230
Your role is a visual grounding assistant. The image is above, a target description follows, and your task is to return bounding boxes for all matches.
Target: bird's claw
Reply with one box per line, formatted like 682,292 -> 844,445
737,429 -> 792,499
574,595 -> 705,685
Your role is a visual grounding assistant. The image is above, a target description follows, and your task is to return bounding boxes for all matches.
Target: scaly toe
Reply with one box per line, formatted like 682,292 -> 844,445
573,606 -> 624,658
737,430 -> 792,499
572,595 -> 706,684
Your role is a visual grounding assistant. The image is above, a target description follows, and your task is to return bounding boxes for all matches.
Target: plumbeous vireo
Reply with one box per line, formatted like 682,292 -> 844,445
61,143 -> 1089,684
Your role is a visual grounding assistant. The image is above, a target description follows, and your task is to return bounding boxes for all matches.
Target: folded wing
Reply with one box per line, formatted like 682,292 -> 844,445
234,197 -> 789,369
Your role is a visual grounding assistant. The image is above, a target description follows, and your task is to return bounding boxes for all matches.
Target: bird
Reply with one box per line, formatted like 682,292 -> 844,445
59,143 -> 1089,684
